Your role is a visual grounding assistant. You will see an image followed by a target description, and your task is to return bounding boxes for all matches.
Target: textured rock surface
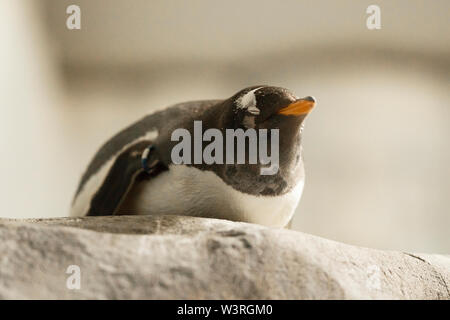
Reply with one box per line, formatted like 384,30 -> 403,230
0,215 -> 449,299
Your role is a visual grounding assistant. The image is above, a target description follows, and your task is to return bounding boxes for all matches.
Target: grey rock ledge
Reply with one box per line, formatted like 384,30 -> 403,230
0,215 -> 449,299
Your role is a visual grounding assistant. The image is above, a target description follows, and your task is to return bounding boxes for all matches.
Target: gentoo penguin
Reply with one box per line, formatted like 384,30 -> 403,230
71,86 -> 316,228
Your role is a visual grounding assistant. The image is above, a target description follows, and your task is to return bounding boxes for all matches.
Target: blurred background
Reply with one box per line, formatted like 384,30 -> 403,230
0,0 -> 448,252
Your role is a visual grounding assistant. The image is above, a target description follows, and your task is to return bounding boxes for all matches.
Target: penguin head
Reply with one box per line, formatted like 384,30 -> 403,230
229,86 -> 316,130
186,86 -> 316,196
207,86 -> 317,194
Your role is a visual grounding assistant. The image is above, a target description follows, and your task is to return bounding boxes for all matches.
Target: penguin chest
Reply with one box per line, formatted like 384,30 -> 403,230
119,165 -> 304,227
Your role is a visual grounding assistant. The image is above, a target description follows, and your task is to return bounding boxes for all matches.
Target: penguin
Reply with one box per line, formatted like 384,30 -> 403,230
70,86 -> 316,228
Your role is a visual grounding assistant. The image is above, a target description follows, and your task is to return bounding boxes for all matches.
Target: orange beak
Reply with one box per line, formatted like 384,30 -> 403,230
277,96 -> 316,116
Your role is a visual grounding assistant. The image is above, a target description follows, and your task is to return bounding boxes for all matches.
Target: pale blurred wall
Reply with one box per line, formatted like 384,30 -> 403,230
0,0 -> 448,253
0,1 -> 74,222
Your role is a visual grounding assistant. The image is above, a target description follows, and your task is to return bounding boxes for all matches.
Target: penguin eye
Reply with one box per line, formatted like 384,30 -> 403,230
246,105 -> 260,116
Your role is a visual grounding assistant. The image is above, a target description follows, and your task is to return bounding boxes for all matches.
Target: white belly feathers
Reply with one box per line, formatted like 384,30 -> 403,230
119,164 -> 304,228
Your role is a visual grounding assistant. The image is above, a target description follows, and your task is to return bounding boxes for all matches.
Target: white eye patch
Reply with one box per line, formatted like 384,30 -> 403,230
236,87 -> 264,128
236,87 -> 263,112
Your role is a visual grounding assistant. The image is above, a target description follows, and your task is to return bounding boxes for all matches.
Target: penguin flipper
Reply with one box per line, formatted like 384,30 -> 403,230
86,140 -> 166,216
